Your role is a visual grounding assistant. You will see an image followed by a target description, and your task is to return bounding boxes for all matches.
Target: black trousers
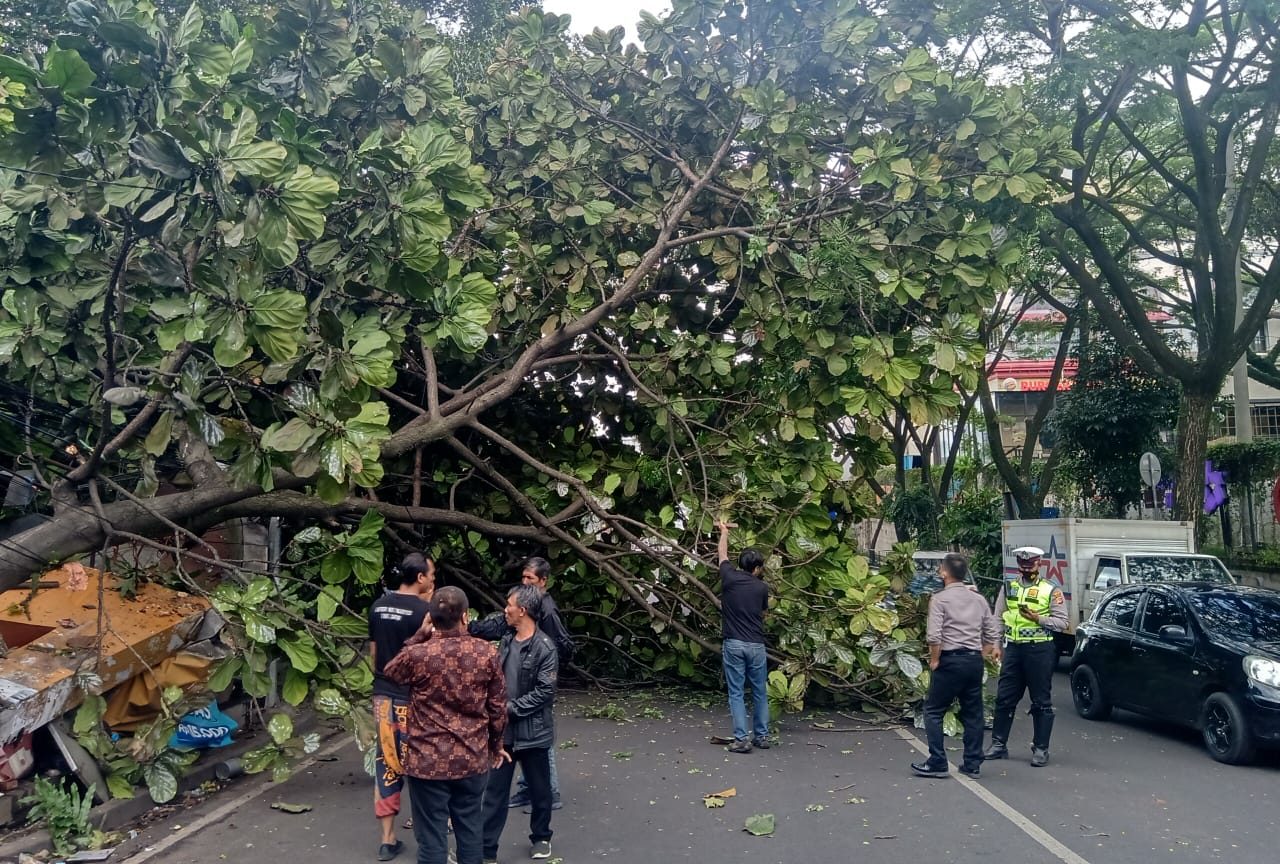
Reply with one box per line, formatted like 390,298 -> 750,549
923,650 -> 985,770
481,747 -> 553,858
407,772 -> 486,864
991,640 -> 1056,745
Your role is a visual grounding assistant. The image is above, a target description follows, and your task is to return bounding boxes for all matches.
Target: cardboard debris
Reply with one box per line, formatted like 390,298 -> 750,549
0,567 -> 215,743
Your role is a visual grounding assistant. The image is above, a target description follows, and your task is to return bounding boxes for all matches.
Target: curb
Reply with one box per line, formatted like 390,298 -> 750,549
0,710 -> 320,862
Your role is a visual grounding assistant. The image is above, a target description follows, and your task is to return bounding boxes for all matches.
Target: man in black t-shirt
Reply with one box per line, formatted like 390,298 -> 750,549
717,518 -> 771,754
368,552 -> 434,861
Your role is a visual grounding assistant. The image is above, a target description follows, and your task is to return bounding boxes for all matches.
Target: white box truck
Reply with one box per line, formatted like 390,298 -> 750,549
1001,518 -> 1234,654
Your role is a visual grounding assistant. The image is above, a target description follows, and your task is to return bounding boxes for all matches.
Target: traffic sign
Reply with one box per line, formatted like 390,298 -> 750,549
1139,451 -> 1162,488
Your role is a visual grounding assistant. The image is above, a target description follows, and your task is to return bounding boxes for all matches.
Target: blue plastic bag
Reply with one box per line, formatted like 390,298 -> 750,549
169,701 -> 238,749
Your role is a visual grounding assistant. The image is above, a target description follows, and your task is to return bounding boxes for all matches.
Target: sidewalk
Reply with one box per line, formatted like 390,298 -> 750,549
113,691 -> 1062,864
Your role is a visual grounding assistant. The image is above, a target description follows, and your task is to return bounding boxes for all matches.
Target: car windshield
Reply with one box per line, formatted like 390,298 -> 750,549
1188,592 -> 1280,642
1126,555 -> 1232,584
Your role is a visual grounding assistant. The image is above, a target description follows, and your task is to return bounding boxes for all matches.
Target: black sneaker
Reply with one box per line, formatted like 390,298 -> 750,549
959,764 -> 981,778
508,789 -> 530,808
752,735 -> 773,750
530,840 -> 552,859
727,738 -> 753,754
378,840 -> 404,861
911,761 -> 949,778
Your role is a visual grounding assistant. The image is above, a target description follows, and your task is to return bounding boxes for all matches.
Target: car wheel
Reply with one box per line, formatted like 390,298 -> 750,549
1070,665 -> 1112,721
1200,692 -> 1256,765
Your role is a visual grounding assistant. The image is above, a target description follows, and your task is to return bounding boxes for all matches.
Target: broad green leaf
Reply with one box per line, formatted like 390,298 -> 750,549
268,712 -> 294,744
744,813 -> 776,837
279,634 -> 319,674
226,141 -> 287,178
130,133 -> 193,179
175,4 -> 205,49
282,668 -> 309,706
45,48 -> 95,95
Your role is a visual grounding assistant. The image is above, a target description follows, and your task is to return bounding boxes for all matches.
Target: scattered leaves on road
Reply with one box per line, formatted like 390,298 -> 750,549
805,804 -> 825,812
744,813 -> 776,836
612,751 -> 633,760
704,796 -> 726,809
559,739 -> 579,750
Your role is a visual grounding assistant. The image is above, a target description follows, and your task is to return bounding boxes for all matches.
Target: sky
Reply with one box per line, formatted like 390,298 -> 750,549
542,0 -> 672,39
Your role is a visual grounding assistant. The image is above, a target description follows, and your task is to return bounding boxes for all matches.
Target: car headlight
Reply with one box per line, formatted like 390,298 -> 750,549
1243,655 -> 1280,689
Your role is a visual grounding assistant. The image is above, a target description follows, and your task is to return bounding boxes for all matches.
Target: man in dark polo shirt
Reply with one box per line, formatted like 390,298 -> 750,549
912,553 -> 1002,779
716,517 -> 770,754
368,553 -> 434,860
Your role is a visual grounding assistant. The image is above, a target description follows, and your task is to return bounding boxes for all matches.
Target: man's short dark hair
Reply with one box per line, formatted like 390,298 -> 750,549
431,586 -> 468,629
738,549 -> 765,573
508,584 -> 544,619
523,556 -> 551,581
942,553 -> 969,583
392,552 -> 431,587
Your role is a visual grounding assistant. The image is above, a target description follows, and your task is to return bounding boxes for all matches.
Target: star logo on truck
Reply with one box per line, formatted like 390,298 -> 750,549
1042,535 -> 1069,590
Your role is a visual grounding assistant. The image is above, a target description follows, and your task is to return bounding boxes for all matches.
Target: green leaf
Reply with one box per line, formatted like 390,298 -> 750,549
144,763 -> 178,804
207,658 -> 242,692
226,141 -> 287,178
956,118 -> 977,141
130,133 -> 193,179
268,713 -> 294,745
744,813 -> 776,836
279,635 -> 319,674
144,411 -> 174,457
106,774 -> 136,800
403,84 -> 427,115
98,21 -> 158,54
45,48 -> 96,96
175,4 -> 205,49
315,688 -> 351,716
282,667 -> 309,706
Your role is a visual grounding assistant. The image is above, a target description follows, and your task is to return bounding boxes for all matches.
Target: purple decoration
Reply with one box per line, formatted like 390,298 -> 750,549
1204,461 -> 1228,515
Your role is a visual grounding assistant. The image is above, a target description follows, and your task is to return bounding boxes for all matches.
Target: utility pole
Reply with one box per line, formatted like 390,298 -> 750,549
1227,128 -> 1256,547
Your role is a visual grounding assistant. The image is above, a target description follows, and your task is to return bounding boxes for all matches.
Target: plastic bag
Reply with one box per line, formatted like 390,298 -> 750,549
169,701 -> 238,750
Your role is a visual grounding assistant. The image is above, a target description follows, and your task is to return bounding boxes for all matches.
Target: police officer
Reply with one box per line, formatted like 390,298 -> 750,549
984,546 -> 1067,767
911,553 -> 1002,778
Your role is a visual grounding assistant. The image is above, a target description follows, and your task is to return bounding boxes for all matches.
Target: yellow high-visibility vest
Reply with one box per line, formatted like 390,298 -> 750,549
1002,578 -> 1054,643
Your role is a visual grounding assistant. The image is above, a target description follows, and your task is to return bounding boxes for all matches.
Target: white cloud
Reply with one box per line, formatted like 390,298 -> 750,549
542,0 -> 672,38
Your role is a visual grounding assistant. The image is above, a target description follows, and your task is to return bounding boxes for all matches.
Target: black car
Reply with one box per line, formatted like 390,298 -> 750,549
1070,582 -> 1280,764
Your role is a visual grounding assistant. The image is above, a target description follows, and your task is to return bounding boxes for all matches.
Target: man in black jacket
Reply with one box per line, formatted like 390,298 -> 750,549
481,585 -> 558,862
470,557 -> 572,811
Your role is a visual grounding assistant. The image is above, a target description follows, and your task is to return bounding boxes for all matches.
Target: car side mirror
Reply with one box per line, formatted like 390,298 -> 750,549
1159,624 -> 1193,645
1095,574 -> 1120,590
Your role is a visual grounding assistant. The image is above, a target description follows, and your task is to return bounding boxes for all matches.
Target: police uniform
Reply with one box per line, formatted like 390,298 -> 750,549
985,547 -> 1067,767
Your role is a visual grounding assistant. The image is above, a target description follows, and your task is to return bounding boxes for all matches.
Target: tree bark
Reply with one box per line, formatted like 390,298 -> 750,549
1174,387 -> 1216,530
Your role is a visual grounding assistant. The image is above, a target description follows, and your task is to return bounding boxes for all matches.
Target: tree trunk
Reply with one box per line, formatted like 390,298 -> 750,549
1174,388 -> 1216,530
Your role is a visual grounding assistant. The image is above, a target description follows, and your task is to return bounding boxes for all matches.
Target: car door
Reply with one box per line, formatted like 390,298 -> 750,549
1130,588 -> 1202,724
1084,588 -> 1143,709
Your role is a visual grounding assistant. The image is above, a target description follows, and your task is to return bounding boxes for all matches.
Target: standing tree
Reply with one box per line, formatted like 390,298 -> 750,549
1050,333 -> 1182,515
956,0 -> 1280,522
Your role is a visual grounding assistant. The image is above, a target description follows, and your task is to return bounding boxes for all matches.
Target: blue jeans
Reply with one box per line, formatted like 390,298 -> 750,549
723,638 -> 769,741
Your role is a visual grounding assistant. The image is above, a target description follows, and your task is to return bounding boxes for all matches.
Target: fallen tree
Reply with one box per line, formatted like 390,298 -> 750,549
0,0 -> 1075,713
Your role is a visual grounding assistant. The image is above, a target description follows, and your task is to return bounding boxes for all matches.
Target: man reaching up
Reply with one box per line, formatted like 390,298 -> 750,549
717,518 -> 770,754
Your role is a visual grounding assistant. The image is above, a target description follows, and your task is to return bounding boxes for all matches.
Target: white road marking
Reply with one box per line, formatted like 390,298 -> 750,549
124,736 -> 356,863
895,727 -> 1092,864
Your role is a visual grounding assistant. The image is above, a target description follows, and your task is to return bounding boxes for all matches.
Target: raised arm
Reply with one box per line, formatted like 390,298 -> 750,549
717,517 -> 733,565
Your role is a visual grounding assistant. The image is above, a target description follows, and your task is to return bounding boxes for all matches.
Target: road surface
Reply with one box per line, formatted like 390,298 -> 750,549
120,678 -> 1279,864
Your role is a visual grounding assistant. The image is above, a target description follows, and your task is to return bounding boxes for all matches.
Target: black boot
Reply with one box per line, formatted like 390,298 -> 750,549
983,738 -> 1008,760
1030,711 -> 1054,767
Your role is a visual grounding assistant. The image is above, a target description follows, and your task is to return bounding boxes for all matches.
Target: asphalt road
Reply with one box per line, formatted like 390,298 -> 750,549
120,675 -> 1279,864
